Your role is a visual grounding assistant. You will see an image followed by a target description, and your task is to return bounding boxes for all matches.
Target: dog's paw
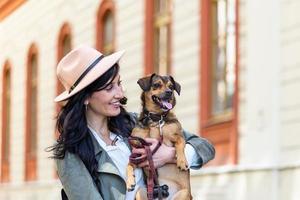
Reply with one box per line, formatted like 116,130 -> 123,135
127,183 -> 136,192
177,159 -> 188,171
126,176 -> 136,191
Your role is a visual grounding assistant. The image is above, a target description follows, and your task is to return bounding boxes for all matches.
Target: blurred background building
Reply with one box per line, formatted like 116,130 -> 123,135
0,0 -> 299,199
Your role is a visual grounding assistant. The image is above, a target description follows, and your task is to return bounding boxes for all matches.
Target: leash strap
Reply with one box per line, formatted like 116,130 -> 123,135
145,145 -> 156,200
128,136 -> 163,200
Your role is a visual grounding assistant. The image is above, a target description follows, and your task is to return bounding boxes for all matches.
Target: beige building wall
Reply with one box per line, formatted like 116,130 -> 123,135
117,0 -> 144,114
280,0 -> 300,164
0,0 -> 300,200
173,0 -> 200,133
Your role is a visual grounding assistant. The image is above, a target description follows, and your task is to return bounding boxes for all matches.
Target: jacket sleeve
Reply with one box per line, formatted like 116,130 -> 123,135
183,130 -> 215,169
56,152 -> 103,200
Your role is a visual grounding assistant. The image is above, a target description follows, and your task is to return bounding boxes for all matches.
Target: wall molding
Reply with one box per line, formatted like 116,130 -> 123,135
0,0 -> 26,21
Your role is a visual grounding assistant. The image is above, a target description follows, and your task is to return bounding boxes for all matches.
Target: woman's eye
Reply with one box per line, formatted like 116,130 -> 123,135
105,85 -> 113,91
118,80 -> 122,86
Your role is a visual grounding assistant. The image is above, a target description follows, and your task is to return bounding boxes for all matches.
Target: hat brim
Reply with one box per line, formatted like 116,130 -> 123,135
54,50 -> 125,102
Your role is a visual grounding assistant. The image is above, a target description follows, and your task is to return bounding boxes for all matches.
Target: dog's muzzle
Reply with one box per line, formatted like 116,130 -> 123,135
152,95 -> 173,111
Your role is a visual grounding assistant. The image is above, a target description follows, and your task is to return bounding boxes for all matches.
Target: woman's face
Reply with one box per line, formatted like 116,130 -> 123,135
87,73 -> 124,117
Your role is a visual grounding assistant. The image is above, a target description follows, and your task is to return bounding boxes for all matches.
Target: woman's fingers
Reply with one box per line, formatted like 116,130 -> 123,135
144,138 -> 159,152
144,137 -> 158,144
130,138 -> 176,169
137,161 -> 149,168
131,147 -> 146,155
152,143 -> 176,168
131,147 -> 147,164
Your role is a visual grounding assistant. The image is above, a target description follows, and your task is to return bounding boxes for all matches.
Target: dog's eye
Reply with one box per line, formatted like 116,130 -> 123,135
169,84 -> 174,90
152,83 -> 161,89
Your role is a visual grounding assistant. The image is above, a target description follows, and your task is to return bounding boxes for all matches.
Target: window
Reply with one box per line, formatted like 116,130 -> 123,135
56,23 -> 72,112
1,61 -> 11,182
145,0 -> 172,75
25,44 -> 38,181
200,0 -> 239,165
96,0 -> 115,55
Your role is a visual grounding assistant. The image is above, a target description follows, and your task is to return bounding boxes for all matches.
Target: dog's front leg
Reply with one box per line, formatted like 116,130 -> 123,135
135,186 -> 148,200
163,124 -> 188,170
126,163 -> 136,191
174,135 -> 188,170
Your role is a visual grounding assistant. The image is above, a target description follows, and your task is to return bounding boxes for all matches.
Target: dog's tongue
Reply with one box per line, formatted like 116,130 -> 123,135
162,101 -> 173,110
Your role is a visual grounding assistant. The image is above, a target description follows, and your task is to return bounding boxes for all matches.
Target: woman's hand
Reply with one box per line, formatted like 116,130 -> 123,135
131,138 -> 176,169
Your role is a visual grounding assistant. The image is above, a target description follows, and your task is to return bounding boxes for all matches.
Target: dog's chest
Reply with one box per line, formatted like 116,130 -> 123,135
148,122 -> 180,146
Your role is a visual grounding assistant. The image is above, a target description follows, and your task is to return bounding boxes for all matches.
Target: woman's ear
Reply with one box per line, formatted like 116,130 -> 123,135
84,100 -> 89,105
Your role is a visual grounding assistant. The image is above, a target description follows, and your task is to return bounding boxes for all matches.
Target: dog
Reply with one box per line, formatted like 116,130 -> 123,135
126,74 -> 192,200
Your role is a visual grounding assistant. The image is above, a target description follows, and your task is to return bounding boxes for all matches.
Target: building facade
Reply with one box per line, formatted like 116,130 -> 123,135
0,0 -> 299,199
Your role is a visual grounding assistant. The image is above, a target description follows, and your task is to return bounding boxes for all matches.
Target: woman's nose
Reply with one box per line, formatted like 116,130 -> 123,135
114,85 -> 124,99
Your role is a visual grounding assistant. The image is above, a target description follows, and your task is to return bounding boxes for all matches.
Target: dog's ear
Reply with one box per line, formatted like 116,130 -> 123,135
169,76 -> 181,95
137,73 -> 156,91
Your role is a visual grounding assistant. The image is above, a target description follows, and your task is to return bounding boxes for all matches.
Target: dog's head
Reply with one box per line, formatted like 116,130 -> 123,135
137,74 -> 181,113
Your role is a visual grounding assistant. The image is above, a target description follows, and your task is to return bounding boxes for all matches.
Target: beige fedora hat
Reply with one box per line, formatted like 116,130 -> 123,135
54,45 -> 125,102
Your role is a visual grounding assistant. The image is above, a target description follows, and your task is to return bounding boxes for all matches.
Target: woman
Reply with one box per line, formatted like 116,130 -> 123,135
49,45 -> 215,200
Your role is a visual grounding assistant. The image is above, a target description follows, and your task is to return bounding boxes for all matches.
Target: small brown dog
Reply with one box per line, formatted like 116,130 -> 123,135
126,74 -> 192,200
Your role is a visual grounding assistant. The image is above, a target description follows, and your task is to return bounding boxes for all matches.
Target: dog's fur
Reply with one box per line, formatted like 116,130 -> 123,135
127,74 -> 192,200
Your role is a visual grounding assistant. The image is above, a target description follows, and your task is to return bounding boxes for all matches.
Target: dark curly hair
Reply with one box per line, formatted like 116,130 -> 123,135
47,63 -> 135,191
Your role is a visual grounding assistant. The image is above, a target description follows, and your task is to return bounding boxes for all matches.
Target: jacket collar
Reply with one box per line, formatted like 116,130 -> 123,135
90,130 -> 104,155
89,130 -> 131,154
89,131 -> 130,179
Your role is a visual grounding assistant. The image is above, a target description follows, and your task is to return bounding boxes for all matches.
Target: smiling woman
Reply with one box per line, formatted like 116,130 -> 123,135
47,45 -> 215,200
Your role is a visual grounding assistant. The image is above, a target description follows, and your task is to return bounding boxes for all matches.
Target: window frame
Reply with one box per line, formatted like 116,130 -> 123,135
200,0 -> 239,165
144,0 -> 172,75
25,44 -> 38,181
0,0 -> 26,21
56,22 -> 72,111
1,60 -> 11,182
96,0 -> 116,54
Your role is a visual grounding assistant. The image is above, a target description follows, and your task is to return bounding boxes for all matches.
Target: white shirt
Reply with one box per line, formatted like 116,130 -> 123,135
88,126 -> 144,200
88,126 -> 198,200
